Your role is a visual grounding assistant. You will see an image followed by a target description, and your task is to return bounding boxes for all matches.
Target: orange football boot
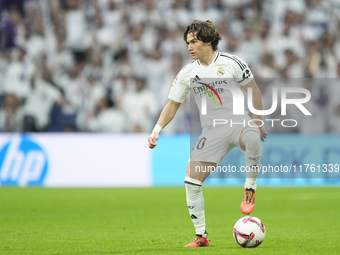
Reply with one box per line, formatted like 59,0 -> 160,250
241,188 -> 256,214
184,236 -> 209,247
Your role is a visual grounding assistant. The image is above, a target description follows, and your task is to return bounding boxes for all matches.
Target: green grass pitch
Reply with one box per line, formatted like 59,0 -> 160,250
0,187 -> 339,254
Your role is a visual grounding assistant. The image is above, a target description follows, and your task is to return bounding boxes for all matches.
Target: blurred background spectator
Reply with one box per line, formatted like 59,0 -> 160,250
0,93 -> 23,132
0,0 -> 340,134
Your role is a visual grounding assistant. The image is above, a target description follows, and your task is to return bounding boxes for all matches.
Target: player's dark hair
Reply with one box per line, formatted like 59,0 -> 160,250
183,20 -> 222,51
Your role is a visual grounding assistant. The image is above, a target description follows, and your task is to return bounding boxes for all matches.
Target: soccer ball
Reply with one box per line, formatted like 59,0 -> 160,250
233,216 -> 265,248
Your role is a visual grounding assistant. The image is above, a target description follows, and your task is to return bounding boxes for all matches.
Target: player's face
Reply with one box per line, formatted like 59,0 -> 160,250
186,33 -> 211,60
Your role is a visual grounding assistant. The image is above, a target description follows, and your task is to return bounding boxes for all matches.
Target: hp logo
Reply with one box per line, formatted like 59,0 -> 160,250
0,135 -> 49,186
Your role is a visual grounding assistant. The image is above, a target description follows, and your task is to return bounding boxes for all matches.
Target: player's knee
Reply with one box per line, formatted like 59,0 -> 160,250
242,129 -> 262,156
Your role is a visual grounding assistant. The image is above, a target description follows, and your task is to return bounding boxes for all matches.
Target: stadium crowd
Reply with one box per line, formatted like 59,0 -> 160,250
1,0 -> 340,134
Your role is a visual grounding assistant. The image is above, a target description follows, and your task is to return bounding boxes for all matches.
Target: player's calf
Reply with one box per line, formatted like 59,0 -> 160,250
184,176 -> 207,238
241,128 -> 262,214
242,128 -> 262,190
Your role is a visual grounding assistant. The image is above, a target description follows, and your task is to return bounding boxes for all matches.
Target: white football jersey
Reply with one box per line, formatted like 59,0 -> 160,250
168,52 -> 254,129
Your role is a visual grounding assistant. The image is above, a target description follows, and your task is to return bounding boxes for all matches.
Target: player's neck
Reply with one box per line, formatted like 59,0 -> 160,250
198,51 -> 217,67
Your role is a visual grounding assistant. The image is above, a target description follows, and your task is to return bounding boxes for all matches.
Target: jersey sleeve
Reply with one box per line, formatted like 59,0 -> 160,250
230,55 -> 254,86
168,67 -> 190,103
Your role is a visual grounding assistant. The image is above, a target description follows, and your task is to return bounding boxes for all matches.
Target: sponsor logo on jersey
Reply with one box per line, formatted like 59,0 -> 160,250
0,135 -> 49,186
192,76 -> 225,106
196,81 -> 223,106
217,67 -> 225,76
198,78 -> 312,118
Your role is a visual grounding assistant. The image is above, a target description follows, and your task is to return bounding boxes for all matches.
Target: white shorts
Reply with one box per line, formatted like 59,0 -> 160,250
189,115 -> 254,164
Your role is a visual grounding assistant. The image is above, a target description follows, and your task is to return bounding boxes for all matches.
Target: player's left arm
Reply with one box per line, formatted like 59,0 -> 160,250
242,79 -> 268,141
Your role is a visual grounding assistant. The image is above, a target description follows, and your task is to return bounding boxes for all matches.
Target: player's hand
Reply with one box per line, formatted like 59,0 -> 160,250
258,126 -> 268,141
148,132 -> 159,149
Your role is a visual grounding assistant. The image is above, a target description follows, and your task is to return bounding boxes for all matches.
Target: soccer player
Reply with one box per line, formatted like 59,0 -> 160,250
148,20 -> 268,247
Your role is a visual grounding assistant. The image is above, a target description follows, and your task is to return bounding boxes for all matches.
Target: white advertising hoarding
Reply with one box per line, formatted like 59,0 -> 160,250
0,134 -> 152,187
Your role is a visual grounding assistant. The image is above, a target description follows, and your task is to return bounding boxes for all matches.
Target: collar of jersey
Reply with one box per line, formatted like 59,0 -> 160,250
197,52 -> 220,66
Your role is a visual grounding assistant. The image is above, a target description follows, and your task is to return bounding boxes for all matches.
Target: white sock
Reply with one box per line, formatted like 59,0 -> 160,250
242,129 -> 262,190
184,176 -> 206,236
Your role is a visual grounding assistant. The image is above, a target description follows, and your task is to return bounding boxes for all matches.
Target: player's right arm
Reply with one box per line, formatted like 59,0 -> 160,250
148,99 -> 181,149
148,63 -> 190,149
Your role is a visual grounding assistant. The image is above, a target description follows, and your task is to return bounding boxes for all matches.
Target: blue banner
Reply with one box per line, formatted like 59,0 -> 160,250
152,134 -> 340,186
